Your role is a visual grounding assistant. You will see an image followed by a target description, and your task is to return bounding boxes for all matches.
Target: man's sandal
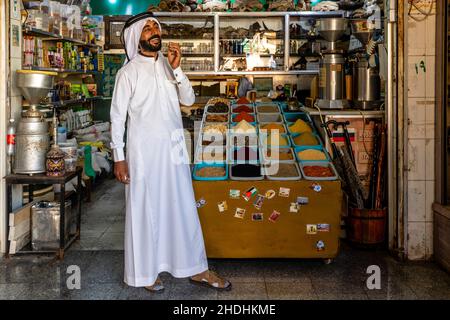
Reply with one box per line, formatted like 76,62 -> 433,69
189,270 -> 232,291
144,278 -> 165,293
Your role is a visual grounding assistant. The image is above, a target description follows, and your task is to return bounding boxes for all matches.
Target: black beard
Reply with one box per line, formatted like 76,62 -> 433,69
139,36 -> 161,52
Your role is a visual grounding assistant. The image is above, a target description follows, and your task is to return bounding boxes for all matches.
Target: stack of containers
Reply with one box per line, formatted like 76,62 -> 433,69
192,98 -> 338,181
257,102 -> 301,180
281,102 -> 338,181
192,98 -> 230,181
229,100 -> 263,180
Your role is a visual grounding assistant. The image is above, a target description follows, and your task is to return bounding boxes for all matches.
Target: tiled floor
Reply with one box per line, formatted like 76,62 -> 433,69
1,178 -> 450,300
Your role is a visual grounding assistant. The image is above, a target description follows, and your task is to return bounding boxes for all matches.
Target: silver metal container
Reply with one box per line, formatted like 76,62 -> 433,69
317,53 -> 349,109
352,57 -> 382,110
14,115 -> 49,174
14,70 -> 56,174
31,201 -> 74,251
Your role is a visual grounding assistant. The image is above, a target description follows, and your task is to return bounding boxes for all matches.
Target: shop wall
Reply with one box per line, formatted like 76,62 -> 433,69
0,0 -> 8,255
405,0 -> 436,260
9,0 -> 24,213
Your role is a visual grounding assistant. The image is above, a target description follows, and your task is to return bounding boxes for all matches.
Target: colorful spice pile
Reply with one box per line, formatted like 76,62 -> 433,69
261,123 -> 286,133
289,119 -> 312,134
196,166 -> 226,177
233,147 -> 259,162
266,148 -> 294,160
293,132 -> 318,146
236,97 -> 250,104
233,105 -> 254,113
297,149 -> 327,161
206,114 -> 228,122
202,138 -> 226,146
208,102 -> 229,113
233,112 -> 255,122
264,134 -> 289,147
232,135 -> 258,147
203,123 -> 227,134
269,163 -> 299,177
257,105 -> 279,113
303,165 -> 334,177
201,151 -> 226,161
232,120 -> 256,134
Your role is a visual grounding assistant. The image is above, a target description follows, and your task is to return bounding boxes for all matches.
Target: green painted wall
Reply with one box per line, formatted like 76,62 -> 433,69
91,0 -> 159,15
91,0 -> 277,16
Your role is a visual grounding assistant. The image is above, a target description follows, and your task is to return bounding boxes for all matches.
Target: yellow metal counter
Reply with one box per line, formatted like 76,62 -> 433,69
193,180 -> 342,261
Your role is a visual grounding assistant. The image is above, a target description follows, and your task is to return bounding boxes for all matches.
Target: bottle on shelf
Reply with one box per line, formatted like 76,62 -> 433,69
7,119 -> 16,157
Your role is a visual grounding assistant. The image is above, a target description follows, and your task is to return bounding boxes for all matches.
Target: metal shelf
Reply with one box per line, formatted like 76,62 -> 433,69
52,96 -> 104,107
185,70 -> 318,76
162,53 -> 214,57
302,107 -> 385,117
24,27 -> 101,48
22,66 -> 101,75
221,54 -> 284,57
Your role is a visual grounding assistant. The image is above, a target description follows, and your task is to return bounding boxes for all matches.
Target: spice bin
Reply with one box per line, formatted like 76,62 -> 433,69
299,161 -> 339,181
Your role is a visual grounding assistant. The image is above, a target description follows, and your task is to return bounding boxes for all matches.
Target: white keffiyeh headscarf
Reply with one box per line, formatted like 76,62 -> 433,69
123,17 -> 162,63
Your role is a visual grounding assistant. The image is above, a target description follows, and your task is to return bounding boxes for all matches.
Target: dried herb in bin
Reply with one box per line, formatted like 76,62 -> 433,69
208,102 -> 229,113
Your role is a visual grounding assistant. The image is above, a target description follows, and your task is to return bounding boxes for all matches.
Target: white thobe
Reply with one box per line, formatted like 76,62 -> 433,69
110,52 -> 208,287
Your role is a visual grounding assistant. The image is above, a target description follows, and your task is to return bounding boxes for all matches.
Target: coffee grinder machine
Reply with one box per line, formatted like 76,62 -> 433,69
316,18 -> 349,109
349,16 -> 383,110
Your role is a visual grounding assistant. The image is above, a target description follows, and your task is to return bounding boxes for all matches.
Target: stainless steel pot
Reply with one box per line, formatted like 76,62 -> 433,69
352,57 -> 381,110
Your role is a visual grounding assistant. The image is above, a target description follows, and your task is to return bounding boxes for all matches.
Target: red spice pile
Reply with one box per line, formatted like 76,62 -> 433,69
236,97 -> 250,104
234,112 -> 255,122
233,105 -> 253,113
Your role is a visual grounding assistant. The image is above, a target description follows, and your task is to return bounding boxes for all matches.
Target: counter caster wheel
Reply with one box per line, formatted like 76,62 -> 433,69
323,258 -> 333,265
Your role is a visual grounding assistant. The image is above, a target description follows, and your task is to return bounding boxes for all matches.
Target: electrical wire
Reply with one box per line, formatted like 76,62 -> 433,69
408,0 -> 434,22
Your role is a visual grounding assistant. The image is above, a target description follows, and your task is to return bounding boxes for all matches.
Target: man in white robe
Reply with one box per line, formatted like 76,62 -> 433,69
110,15 -> 231,292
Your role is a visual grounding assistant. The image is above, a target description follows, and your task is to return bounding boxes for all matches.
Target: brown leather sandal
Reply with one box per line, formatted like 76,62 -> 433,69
144,277 -> 165,293
189,270 -> 232,291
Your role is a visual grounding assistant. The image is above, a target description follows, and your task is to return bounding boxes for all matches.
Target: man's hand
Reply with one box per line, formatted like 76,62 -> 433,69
114,161 -> 130,184
168,42 -> 181,70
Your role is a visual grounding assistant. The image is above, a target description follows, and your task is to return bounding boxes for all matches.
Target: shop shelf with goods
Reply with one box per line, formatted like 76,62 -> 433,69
218,14 -> 285,73
158,15 -> 215,73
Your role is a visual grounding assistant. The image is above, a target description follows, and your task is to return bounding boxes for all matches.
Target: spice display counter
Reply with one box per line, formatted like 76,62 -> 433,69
193,179 -> 341,261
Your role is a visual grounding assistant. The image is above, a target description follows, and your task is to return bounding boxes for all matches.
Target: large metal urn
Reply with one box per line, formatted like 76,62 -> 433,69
14,70 -> 56,175
316,18 -> 349,109
350,19 -> 383,110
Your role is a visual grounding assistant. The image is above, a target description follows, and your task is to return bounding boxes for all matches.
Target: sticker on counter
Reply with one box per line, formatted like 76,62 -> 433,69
253,194 -> 265,210
234,208 -> 246,219
310,183 -> 322,193
265,189 -> 276,199
279,187 -> 291,198
243,187 -> 258,201
229,189 -> 240,199
252,213 -> 263,222
196,198 -> 206,208
306,224 -> 317,235
316,240 -> 325,251
296,196 -> 309,205
269,210 -> 281,223
290,202 -> 300,213
317,224 -> 330,232
217,201 -> 228,213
